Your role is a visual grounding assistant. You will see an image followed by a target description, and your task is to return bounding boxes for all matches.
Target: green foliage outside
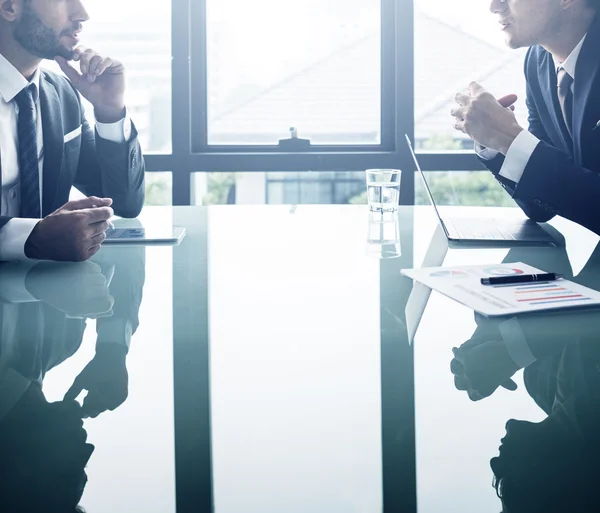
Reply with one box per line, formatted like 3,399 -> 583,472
202,173 -> 236,205
349,133 -> 516,207
349,191 -> 368,204
141,135 -> 517,208
415,171 -> 516,207
418,133 -> 463,151
145,173 -> 171,205
348,171 -> 515,207
143,172 -> 236,206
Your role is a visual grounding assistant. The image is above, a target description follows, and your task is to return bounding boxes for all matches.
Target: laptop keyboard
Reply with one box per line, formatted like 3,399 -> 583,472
449,219 -> 526,241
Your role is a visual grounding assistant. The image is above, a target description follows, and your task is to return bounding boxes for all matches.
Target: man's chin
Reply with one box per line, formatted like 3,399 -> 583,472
503,33 -> 525,50
55,45 -> 76,60
31,46 -> 74,61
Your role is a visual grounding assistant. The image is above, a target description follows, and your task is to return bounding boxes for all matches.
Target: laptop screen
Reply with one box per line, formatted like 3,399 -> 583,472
404,134 -> 446,228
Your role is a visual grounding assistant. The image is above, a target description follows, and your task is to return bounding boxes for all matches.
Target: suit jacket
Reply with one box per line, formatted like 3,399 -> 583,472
0,69 -> 145,230
479,15 -> 600,234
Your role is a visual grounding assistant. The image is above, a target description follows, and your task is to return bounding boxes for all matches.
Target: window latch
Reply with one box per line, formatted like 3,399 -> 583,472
278,127 -> 312,150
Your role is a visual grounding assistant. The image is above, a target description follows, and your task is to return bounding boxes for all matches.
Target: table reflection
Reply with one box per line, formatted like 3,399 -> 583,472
448,240 -> 600,512
0,244 -> 145,512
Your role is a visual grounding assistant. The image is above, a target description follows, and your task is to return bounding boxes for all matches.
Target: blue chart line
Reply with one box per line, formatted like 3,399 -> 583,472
515,283 -> 554,290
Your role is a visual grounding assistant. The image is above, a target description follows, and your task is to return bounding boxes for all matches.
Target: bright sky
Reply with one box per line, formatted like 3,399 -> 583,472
85,0 -> 504,46
82,0 -> 510,98
417,0 -> 507,48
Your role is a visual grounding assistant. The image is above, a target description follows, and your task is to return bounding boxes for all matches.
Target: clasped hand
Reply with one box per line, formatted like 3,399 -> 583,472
451,338 -> 520,401
451,82 -> 524,154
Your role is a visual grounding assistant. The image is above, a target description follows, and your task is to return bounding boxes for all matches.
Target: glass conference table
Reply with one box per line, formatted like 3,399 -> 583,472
1,205 -> 599,513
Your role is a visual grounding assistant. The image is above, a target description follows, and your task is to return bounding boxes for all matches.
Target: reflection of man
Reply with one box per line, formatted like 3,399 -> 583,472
449,242 -> 600,512
0,0 -> 145,263
451,234 -> 600,401
0,388 -> 92,513
490,342 -> 600,513
0,245 -> 145,511
451,0 -> 600,234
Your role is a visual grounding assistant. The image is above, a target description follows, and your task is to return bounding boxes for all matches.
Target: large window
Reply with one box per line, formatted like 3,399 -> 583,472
205,0 -> 381,146
68,0 -> 533,206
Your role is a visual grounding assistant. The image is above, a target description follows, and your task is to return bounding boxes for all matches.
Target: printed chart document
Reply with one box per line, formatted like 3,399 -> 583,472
401,262 -> 600,317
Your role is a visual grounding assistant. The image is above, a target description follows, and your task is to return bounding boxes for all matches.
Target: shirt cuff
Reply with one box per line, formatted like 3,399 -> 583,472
0,218 -> 42,262
499,317 -> 537,368
95,114 -> 132,144
498,130 -> 540,183
0,262 -> 37,302
97,319 -> 133,351
475,143 -> 500,160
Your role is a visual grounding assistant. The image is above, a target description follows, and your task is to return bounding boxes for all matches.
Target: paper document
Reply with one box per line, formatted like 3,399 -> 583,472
401,262 -> 600,317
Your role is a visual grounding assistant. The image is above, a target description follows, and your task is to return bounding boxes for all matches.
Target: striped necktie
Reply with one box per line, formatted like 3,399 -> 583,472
557,68 -> 574,139
14,84 -> 41,218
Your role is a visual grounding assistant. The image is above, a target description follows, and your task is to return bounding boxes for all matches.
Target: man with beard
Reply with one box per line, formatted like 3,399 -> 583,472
0,0 -> 145,263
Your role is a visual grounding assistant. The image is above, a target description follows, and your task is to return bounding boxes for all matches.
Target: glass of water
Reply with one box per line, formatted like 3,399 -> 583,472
366,169 -> 401,212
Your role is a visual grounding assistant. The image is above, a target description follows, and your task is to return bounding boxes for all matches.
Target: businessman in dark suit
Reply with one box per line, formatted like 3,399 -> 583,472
451,0 -> 600,235
0,0 -> 145,263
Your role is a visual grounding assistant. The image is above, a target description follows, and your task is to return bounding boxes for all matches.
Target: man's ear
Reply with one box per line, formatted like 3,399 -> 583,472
0,0 -> 20,22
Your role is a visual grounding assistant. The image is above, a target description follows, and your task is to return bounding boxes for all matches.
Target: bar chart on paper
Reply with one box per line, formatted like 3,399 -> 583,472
401,262 -> 600,316
493,281 -> 594,306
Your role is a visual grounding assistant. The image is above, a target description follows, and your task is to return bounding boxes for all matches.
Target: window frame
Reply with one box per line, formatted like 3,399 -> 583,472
144,0 -> 485,206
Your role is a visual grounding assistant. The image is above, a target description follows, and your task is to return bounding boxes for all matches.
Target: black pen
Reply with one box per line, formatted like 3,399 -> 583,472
481,273 -> 564,286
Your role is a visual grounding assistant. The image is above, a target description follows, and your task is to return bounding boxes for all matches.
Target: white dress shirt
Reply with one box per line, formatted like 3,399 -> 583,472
0,52 -> 131,262
477,35 -> 587,183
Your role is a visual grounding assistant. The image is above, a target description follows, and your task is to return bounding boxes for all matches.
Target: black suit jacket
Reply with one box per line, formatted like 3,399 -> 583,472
0,69 -> 145,230
479,15 -> 600,234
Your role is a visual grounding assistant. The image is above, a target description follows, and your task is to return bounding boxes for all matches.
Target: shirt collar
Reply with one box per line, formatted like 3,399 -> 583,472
0,52 -> 41,104
555,34 -> 587,79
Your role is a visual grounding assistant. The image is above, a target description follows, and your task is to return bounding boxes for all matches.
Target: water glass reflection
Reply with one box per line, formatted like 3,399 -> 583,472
366,210 -> 401,259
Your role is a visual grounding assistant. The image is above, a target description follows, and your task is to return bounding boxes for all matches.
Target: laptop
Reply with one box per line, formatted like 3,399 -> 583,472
405,134 -> 556,245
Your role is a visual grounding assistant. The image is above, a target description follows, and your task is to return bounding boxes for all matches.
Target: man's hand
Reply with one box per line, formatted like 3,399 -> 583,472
25,260 -> 114,318
25,197 -> 114,262
64,344 -> 129,418
56,48 -> 126,123
451,340 -> 520,401
451,82 -> 524,154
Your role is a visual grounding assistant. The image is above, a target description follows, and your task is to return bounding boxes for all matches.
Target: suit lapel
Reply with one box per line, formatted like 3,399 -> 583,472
573,15 -> 600,164
539,51 -> 573,155
39,73 -> 63,216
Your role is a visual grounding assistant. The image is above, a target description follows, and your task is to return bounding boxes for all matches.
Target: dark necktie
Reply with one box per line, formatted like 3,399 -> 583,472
14,84 -> 41,218
557,68 -> 574,138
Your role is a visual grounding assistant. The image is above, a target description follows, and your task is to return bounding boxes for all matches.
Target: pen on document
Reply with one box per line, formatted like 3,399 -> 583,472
480,273 -> 564,286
